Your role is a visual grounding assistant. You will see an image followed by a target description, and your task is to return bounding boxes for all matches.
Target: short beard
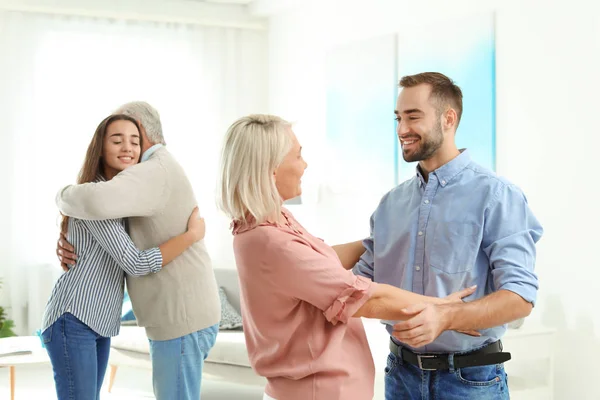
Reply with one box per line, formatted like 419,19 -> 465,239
402,117 -> 444,162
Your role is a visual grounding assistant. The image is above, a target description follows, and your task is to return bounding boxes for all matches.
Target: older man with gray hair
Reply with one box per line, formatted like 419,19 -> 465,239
56,101 -> 221,399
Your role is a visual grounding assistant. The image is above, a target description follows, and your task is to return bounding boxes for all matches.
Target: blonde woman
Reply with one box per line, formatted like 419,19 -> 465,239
217,114 -> 476,400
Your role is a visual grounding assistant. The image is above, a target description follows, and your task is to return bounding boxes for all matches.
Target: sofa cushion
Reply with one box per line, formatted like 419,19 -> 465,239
121,291 -> 137,325
213,268 -> 242,313
111,326 -> 252,368
219,287 -> 243,330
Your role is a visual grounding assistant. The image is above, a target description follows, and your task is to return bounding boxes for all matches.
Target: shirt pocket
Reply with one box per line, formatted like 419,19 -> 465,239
429,221 -> 480,274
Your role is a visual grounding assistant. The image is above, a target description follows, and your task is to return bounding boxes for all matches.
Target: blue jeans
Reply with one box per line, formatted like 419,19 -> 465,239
149,324 -> 219,400
384,350 -> 510,400
42,313 -> 111,400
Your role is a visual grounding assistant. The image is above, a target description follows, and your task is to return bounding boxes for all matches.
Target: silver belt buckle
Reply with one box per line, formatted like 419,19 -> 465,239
417,354 -> 436,371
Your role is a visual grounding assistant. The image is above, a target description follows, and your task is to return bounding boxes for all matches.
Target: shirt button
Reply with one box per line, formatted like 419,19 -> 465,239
424,199 -> 430,204
441,180 -> 446,185
415,266 -> 421,271
418,231 -> 423,236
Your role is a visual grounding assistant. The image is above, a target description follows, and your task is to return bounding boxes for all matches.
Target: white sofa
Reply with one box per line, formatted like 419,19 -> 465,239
107,268 -> 266,395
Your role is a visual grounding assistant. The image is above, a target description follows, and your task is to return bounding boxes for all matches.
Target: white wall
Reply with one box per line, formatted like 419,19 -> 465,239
260,0 -> 600,398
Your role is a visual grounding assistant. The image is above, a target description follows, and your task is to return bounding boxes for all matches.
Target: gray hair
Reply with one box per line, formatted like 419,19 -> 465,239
114,101 -> 166,145
218,114 -> 293,228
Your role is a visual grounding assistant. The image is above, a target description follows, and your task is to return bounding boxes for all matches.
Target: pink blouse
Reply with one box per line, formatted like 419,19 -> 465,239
232,208 -> 377,400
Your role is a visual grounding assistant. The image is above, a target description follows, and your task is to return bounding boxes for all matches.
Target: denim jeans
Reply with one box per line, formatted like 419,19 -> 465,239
384,350 -> 510,400
42,313 -> 111,400
149,324 -> 219,400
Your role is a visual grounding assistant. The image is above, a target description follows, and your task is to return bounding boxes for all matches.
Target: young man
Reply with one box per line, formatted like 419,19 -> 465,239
354,72 -> 543,399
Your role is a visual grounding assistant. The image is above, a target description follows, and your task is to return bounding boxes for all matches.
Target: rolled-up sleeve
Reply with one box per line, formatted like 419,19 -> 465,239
262,235 -> 377,325
323,275 -> 375,324
482,184 -> 543,305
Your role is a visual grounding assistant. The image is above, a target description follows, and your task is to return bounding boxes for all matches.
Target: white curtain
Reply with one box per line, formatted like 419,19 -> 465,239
0,10 -> 267,334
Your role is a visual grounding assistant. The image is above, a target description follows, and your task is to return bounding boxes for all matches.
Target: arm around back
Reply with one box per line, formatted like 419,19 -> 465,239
56,158 -> 168,220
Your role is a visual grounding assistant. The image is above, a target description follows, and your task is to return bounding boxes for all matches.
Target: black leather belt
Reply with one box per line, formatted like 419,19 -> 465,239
389,339 -> 511,371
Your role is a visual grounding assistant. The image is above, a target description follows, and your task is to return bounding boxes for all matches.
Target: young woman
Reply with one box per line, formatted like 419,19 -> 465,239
217,114 -> 476,400
42,114 -> 205,400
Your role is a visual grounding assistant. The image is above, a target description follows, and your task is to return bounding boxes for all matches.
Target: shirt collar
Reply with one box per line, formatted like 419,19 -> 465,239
141,144 -> 164,162
415,149 -> 471,187
416,165 -> 427,187
231,207 -> 296,235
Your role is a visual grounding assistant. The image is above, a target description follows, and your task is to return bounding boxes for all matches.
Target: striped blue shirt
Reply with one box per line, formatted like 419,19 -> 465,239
354,150 -> 543,353
42,183 -> 163,337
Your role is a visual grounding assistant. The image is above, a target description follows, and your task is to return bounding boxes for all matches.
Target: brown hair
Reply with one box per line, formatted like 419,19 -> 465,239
60,114 -> 142,234
399,72 -> 463,127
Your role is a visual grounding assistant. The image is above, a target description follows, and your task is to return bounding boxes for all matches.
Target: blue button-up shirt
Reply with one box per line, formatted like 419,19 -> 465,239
353,150 -> 543,353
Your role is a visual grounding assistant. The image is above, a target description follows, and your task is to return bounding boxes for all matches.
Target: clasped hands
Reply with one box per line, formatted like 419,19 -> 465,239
392,286 -> 480,348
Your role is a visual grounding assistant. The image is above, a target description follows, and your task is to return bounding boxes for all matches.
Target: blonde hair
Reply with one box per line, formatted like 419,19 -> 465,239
218,114 -> 293,229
